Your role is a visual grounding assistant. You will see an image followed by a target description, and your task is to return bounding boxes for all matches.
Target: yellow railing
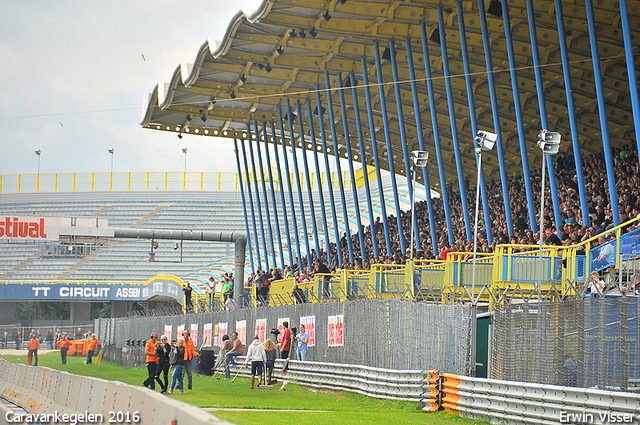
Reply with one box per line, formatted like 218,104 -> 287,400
0,169 -> 353,193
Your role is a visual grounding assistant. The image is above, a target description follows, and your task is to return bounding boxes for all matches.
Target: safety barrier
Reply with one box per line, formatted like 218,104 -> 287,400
222,356 -> 428,402
0,359 -> 229,425
222,358 -> 640,423
431,373 -> 640,424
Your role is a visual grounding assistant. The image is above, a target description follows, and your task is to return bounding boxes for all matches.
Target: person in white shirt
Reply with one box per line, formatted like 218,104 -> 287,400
246,335 -> 267,389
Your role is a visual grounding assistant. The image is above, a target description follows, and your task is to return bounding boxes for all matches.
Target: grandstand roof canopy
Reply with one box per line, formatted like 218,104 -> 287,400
140,0 -> 640,191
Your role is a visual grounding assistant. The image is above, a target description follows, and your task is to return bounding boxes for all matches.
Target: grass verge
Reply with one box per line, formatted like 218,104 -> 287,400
2,352 -> 489,425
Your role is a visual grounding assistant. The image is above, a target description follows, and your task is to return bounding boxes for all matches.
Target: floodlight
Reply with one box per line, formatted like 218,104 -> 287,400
537,129 -> 561,155
475,130 -> 497,152
411,150 -> 428,167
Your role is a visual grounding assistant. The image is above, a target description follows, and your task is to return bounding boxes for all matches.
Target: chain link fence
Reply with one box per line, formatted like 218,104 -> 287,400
97,298 -> 472,374
491,296 -> 640,391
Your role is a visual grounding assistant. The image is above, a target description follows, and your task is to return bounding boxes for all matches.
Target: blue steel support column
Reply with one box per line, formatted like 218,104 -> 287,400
277,107 -> 303,268
295,100 -> 321,263
240,137 -> 262,271
390,44 -> 420,252
553,0 -> 590,227
315,85 -> 344,265
349,73 -> 379,260
456,3 -> 493,245
389,40 -> 419,251
261,122 -> 285,269
620,0 -> 640,165
500,2 -> 540,233
324,71 -> 355,264
478,0 -> 514,236
405,38 -> 438,254
337,72 -> 367,262
305,99 -> 332,266
373,41 -> 407,253
270,122 -> 295,265
254,121 -> 277,269
360,59 -> 392,256
285,99 -> 313,268
585,0 -> 621,226
419,25 -> 453,246
234,139 -> 255,273
247,124 -> 270,268
437,10 -> 472,242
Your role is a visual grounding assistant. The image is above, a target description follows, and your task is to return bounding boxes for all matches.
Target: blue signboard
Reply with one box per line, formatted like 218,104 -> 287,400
0,278 -> 183,302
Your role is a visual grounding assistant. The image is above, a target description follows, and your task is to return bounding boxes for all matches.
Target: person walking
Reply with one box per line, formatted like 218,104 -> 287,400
246,336 -> 266,389
296,324 -> 309,362
86,333 -> 101,364
155,335 -> 171,394
182,330 -> 199,390
169,338 -> 186,395
58,335 -> 71,365
143,333 -> 160,390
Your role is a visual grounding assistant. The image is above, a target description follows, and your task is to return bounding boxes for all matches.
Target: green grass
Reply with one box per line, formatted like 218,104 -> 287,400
3,352 -> 489,425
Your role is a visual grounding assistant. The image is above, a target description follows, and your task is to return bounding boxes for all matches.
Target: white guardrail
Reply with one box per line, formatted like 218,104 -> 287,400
230,358 -> 640,423
0,359 -> 229,425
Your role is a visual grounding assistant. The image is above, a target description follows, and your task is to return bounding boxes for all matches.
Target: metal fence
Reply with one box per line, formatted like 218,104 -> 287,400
491,296 -> 640,391
97,298 -> 473,373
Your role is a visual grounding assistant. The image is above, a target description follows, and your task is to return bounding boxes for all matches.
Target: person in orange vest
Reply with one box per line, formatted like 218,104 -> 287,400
28,335 -> 40,366
143,333 -> 162,390
86,333 -> 101,364
57,335 -> 71,365
181,330 -> 199,390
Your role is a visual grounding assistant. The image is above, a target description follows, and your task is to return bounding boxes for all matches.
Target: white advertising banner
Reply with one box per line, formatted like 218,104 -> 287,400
190,323 -> 198,346
203,323 -> 212,348
299,315 -> 316,347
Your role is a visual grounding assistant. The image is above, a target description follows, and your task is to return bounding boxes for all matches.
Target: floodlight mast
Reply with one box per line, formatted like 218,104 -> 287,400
536,129 -> 561,284
409,151 -> 428,261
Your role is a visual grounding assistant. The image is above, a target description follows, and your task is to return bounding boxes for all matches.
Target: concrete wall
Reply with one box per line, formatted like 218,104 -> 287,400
0,359 -> 230,425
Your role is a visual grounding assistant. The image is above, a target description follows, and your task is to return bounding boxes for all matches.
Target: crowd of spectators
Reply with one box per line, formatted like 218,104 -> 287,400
235,140 -> 640,302
284,139 -> 640,274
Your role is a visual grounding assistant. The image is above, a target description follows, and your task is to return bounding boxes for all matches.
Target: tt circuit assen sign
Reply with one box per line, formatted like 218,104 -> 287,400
0,278 -> 183,302
0,216 -> 59,241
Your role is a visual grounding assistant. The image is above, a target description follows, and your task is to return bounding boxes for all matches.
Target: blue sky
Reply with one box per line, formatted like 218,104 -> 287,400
0,0 -> 264,178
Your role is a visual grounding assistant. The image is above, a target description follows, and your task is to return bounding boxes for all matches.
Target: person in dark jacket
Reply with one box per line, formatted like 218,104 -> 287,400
264,339 -> 278,385
169,338 -> 186,395
155,334 -> 171,394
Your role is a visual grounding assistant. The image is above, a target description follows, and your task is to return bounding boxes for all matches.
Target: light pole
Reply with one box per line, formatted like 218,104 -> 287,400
182,147 -> 188,190
35,149 -> 41,191
469,131 -> 495,379
471,131 -> 496,299
108,148 -> 114,173
108,148 -> 114,190
409,150 -> 428,260
536,129 -> 561,283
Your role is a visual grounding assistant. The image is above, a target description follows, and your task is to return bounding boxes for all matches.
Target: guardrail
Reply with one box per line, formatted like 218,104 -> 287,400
218,357 -> 640,423
0,359 -> 229,425
436,373 -> 640,424
0,169 -> 353,193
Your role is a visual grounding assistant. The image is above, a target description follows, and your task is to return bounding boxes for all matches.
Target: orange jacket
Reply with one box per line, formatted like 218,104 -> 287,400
58,339 -> 71,349
28,338 -> 40,350
145,339 -> 158,363
183,337 -> 197,361
88,337 -> 101,351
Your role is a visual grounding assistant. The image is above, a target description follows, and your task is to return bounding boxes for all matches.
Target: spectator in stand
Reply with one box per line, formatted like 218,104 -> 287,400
75,327 -> 83,340
544,227 -> 562,246
1,332 -> 7,349
183,282 -> 194,313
